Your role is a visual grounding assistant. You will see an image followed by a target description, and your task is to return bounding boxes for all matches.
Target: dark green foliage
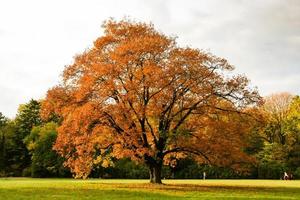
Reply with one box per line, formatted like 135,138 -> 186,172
15,99 -> 42,139
257,162 -> 285,179
287,144 -> 300,170
0,115 -> 18,176
11,99 -> 42,175
91,158 -> 149,179
252,143 -> 288,179
0,100 -> 69,178
24,122 -> 70,177
294,167 -> 300,179
0,112 -> 8,175
89,158 -> 247,179
244,129 -> 264,155
168,158 -> 246,179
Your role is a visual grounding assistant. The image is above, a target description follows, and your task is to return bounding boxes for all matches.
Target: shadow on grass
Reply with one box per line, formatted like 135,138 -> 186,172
0,188 -> 182,200
93,183 -> 300,199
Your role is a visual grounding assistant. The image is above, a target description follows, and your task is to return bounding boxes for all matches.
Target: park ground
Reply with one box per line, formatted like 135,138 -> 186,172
0,178 -> 300,199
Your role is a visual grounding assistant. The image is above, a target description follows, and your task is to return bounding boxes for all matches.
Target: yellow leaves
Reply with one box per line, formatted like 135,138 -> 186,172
93,155 -> 114,168
102,159 -> 113,168
164,152 -> 187,167
27,141 -> 36,151
263,92 -> 293,121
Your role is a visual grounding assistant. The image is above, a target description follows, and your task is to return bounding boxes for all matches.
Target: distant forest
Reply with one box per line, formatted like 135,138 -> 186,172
1,93 -> 299,179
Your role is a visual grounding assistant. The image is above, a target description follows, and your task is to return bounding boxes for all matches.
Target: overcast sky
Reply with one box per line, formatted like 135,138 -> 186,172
0,0 -> 299,118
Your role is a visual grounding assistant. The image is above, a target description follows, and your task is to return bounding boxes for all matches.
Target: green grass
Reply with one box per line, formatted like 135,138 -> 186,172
0,178 -> 300,199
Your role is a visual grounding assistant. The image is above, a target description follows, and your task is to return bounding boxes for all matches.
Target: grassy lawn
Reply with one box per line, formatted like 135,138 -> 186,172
0,178 -> 299,199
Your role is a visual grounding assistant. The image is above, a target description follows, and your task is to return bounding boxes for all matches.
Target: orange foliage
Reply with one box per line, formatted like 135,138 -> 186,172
42,19 -> 261,181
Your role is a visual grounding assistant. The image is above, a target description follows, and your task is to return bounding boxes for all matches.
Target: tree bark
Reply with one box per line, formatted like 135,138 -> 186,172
149,163 -> 162,184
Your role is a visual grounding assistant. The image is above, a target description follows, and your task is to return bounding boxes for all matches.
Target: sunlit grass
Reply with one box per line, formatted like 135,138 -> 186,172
0,178 -> 299,199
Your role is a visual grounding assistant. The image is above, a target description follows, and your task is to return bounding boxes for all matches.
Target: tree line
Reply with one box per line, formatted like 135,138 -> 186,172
0,94 -> 299,179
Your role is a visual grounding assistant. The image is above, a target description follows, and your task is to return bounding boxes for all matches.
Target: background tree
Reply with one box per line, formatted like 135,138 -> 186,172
13,99 -> 42,175
0,112 -> 8,174
245,93 -> 300,179
285,96 -> 300,176
0,114 -> 18,176
42,19 -> 260,183
286,96 -> 300,145
262,92 -> 293,144
24,122 -> 69,177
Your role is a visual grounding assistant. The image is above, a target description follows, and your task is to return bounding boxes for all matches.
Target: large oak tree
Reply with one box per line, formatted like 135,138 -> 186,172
42,19 -> 260,183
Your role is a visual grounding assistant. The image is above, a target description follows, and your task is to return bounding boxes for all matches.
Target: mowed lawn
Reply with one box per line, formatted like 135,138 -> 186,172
0,178 -> 300,199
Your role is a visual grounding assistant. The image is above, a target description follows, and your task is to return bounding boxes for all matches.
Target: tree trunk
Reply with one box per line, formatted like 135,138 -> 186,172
149,163 -> 162,184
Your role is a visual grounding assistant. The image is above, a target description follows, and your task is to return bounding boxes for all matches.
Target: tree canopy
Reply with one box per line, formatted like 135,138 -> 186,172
42,19 -> 261,183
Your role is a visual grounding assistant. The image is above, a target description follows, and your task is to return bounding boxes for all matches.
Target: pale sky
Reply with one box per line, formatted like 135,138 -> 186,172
0,0 -> 299,118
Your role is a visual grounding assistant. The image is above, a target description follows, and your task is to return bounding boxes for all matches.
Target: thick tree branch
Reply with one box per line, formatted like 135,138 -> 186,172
163,147 -> 211,164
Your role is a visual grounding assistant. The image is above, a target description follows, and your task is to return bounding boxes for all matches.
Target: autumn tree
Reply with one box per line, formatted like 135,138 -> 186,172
42,19 -> 260,183
246,93 -> 300,179
282,96 -> 300,172
262,92 -> 293,145
286,96 -> 300,145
